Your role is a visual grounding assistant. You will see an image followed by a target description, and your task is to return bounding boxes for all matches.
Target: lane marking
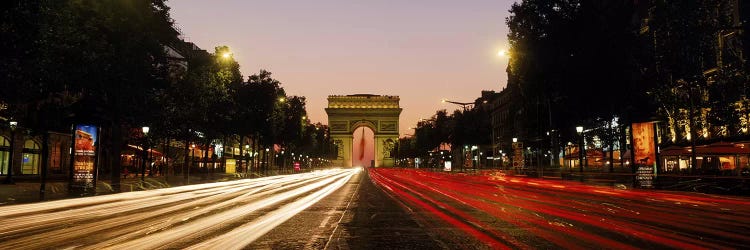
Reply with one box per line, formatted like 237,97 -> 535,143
319,215 -> 332,228
323,169 -> 363,250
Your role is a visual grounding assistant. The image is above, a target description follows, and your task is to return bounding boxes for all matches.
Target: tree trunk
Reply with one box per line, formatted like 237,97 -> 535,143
109,123 -> 123,192
620,125 -> 626,167
607,120 -> 615,173
183,136 -> 189,179
221,135 -> 227,173
252,135 -> 259,175
202,138 -> 209,180
39,132 -> 50,200
689,91 -> 697,175
164,137 -> 170,178
238,135 -> 244,174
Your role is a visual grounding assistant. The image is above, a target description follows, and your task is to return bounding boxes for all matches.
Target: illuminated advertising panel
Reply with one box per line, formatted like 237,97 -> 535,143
444,161 -> 452,172
631,122 -> 656,188
225,159 -> 236,174
72,125 -> 98,189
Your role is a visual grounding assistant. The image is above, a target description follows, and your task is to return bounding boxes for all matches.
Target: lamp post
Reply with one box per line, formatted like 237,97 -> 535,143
511,137 -> 518,171
281,150 -> 285,173
576,126 -> 584,175
141,126 -> 149,182
190,143 -> 196,180
4,120 -> 17,184
244,144 -> 250,174
441,98 -> 473,111
265,148 -> 270,174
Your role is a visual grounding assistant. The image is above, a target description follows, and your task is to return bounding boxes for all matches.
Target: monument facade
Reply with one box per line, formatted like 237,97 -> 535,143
325,94 -> 401,167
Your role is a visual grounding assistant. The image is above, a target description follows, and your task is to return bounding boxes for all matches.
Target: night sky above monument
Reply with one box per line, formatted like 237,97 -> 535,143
169,0 -> 514,135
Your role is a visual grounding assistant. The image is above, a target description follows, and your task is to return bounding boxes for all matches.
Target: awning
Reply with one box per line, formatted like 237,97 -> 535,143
660,146 -> 690,156
659,142 -> 750,156
695,142 -> 750,155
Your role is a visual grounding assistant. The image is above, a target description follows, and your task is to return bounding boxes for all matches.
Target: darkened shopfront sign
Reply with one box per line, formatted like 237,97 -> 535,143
71,125 -> 99,190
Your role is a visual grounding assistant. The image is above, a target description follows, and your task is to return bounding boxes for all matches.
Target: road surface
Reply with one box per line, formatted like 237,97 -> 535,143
2,167 -> 749,249
370,168 -> 750,249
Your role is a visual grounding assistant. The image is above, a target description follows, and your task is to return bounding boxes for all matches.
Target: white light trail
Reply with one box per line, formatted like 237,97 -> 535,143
185,171 -> 354,249
0,169 -> 359,249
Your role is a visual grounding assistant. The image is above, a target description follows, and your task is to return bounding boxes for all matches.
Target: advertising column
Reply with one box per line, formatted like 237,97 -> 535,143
71,125 -> 99,192
631,122 -> 657,188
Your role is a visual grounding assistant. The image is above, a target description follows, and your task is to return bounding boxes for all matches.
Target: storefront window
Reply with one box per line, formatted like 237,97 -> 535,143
740,156 -> 750,176
50,142 -> 62,173
22,140 -> 40,175
0,136 -> 9,175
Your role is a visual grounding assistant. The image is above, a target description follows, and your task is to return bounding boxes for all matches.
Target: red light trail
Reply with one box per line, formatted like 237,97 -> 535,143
370,168 -> 750,249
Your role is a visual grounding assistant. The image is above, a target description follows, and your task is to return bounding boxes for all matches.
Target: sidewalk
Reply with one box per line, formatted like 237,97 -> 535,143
0,173 -> 246,206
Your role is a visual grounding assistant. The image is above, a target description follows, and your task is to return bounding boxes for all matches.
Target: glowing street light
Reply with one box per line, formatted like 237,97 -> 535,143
497,49 -> 509,58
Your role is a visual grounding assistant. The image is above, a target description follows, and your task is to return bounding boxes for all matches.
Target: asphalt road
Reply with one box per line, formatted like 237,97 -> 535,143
0,169 -> 361,249
371,168 -> 750,249
3,167 -> 748,249
0,168 -> 449,249
250,167 -> 447,249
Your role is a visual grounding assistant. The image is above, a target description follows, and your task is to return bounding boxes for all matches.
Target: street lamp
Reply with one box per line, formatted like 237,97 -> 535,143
190,143 -> 196,179
441,98 -> 473,111
141,126 -> 149,182
510,138 -> 518,171
4,120 -> 18,184
281,150 -> 285,172
576,126 -> 584,174
497,49 -> 509,58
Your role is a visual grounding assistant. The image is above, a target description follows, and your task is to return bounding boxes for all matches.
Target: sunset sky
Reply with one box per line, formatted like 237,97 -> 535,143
169,0 -> 514,136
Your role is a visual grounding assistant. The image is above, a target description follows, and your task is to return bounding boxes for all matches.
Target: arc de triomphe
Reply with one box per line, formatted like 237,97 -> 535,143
325,94 -> 401,167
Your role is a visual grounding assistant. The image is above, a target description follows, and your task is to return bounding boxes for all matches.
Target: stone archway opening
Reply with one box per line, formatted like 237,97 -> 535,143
352,126 -> 375,167
326,94 -> 401,167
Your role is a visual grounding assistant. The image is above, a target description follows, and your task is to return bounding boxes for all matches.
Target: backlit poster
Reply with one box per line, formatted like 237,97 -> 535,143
225,159 -> 236,174
631,122 -> 656,188
72,125 -> 98,189
444,161 -> 452,172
